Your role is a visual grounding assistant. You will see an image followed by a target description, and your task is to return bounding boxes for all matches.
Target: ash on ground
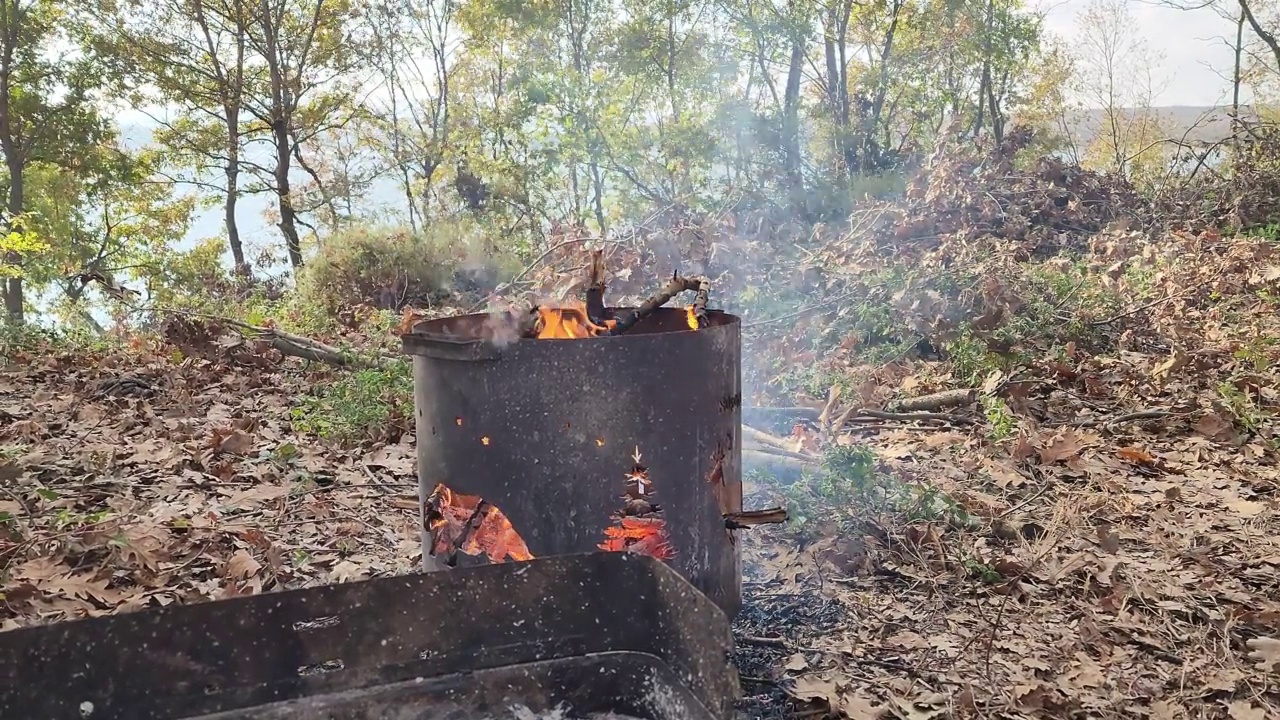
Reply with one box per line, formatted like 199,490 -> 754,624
732,575 -> 845,719
508,708 -> 645,720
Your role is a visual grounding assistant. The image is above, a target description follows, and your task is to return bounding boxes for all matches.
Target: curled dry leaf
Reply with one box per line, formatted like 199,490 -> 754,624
1246,636 -> 1280,672
1037,430 -> 1085,464
225,550 -> 262,581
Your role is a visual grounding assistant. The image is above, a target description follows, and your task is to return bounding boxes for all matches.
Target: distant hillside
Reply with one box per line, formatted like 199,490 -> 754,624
1061,104 -> 1269,148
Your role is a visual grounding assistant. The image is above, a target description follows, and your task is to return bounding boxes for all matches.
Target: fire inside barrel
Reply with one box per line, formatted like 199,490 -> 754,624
425,483 -> 534,565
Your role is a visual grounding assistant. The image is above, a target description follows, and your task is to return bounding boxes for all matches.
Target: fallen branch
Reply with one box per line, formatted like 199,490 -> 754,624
743,448 -> 816,484
724,507 -> 789,529
610,273 -> 710,335
888,389 -> 976,413
160,307 -> 395,368
837,409 -> 968,427
743,425 -> 804,453
738,635 -> 788,648
743,439 -> 818,463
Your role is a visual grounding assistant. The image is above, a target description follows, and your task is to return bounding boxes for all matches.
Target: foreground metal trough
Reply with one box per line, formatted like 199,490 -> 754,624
0,553 -> 740,720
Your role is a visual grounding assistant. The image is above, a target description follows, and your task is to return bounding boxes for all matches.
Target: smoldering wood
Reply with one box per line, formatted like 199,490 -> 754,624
517,306 -> 542,338
610,274 -> 711,335
723,507 -> 788,529
443,499 -> 493,567
585,249 -> 609,325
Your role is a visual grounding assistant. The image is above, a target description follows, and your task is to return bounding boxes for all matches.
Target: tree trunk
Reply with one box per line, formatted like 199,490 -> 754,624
0,2 -> 22,324
226,117 -> 247,275
1,158 -> 20,322
1233,5 -> 1244,138
783,39 -> 804,190
273,117 -> 303,268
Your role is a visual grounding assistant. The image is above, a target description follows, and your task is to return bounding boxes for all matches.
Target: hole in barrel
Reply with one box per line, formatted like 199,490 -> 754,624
425,483 -> 534,566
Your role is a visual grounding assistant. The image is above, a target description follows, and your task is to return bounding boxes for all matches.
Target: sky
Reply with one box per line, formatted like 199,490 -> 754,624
1040,0 -> 1245,107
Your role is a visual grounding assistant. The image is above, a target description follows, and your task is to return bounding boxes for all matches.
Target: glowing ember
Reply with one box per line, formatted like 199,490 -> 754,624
685,305 -> 699,330
535,301 -> 616,339
598,446 -> 675,560
599,517 -> 675,559
426,484 -> 534,564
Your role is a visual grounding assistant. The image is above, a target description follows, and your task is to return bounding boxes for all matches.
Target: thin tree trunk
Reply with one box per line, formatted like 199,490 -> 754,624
225,117 -> 247,274
783,39 -> 804,189
1233,5 -> 1244,140
0,0 -> 24,322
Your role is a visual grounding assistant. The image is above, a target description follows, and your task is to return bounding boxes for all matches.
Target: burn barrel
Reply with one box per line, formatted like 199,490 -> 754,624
401,307 -> 743,617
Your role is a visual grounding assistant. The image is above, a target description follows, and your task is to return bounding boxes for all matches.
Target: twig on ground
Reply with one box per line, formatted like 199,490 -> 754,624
1090,293 -> 1189,326
739,635 -> 788,648
743,438 -> 817,463
888,389 -> 977,413
1047,410 -> 1172,428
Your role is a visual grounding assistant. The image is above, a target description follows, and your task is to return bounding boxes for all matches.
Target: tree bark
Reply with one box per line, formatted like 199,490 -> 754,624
0,0 -> 24,323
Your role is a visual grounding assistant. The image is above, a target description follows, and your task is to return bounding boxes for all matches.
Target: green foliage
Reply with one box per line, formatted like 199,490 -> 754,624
298,222 -> 522,314
782,444 -> 973,535
0,222 -> 47,277
291,361 -> 414,443
982,395 -> 1017,440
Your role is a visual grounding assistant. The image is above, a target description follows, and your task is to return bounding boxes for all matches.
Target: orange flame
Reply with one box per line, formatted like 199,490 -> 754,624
598,447 -> 676,560
536,301 -> 616,339
426,484 -> 534,563
599,516 -> 675,560
685,305 -> 699,330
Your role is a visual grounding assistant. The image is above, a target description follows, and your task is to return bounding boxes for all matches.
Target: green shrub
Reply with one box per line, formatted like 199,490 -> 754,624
291,360 -> 414,443
299,220 -> 524,314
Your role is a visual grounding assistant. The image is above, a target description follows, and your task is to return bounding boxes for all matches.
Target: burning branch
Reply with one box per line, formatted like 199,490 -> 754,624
425,483 -> 534,565
585,249 -> 610,326
609,273 -> 711,335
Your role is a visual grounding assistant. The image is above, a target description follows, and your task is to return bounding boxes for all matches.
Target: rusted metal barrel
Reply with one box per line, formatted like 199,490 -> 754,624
401,306 -> 743,617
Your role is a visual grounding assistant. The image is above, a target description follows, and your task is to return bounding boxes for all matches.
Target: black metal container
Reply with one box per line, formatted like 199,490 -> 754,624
401,307 -> 743,617
0,553 -> 740,720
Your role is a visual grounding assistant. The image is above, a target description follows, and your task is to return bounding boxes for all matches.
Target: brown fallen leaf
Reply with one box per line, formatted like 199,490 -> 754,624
214,428 -> 254,455
1151,349 -> 1188,383
1038,430 -> 1085,464
48,573 -> 122,604
225,549 -> 262,580
1116,446 -> 1156,466
1226,700 -> 1268,720
1225,498 -> 1268,518
783,652 -> 808,672
1194,411 -> 1237,441
1095,524 -> 1121,554
1246,636 -> 1280,672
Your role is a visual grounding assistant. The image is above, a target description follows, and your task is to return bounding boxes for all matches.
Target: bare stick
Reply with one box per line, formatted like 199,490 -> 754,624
742,425 -> 804,453
743,440 -> 818,463
888,389 -> 977,413
585,249 -> 609,324
724,507 -> 789,529
609,274 -> 711,335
